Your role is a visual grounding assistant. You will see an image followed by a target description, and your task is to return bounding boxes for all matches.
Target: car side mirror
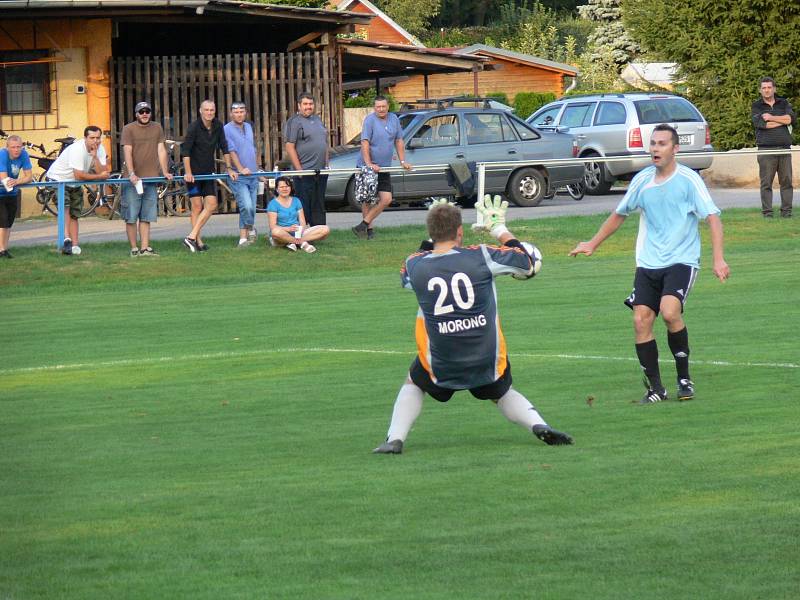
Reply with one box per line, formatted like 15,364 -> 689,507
555,126 -> 571,133
408,138 -> 425,149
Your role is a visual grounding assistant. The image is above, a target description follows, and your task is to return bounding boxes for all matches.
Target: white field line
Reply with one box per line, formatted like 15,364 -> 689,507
1,347 -> 797,377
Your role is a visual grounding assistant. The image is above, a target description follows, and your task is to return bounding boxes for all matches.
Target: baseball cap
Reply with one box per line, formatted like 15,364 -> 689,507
230,101 -> 246,110
135,101 -> 152,113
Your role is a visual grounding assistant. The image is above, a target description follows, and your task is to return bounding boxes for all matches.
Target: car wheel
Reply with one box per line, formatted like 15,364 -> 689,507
583,153 -> 613,195
345,177 -> 361,212
507,168 -> 546,207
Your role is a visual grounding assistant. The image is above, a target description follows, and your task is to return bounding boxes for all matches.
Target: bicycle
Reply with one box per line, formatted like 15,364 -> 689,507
156,139 -> 190,217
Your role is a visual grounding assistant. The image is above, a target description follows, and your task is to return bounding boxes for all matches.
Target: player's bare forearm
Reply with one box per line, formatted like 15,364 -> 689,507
569,212 -> 625,256
706,214 -> 730,281
285,143 -> 302,171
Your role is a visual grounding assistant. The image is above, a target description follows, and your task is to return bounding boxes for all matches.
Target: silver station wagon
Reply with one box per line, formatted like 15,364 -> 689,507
326,100 -> 585,208
527,93 -> 714,194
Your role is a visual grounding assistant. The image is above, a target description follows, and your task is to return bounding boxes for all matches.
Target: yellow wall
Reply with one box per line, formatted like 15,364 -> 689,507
0,19 -> 112,216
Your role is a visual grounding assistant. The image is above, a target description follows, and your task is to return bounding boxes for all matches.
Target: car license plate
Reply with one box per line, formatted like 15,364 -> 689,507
679,134 -> 692,145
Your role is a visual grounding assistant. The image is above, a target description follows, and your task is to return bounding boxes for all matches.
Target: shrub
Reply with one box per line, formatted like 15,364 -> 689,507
513,92 -> 557,118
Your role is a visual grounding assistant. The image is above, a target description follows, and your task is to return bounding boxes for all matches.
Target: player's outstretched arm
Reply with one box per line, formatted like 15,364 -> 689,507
706,214 -> 730,282
569,213 -> 626,257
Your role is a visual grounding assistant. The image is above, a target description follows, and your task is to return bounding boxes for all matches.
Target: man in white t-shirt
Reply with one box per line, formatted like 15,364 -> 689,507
45,126 -> 110,255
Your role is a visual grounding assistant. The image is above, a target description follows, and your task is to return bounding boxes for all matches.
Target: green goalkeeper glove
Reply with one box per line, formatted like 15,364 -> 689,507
475,194 -> 509,238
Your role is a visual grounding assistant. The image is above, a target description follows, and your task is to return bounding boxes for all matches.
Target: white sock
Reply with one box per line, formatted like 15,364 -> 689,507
386,383 -> 424,442
496,388 -> 546,430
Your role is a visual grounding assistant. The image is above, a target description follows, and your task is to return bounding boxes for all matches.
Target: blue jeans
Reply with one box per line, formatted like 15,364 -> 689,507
122,182 -> 158,224
231,177 -> 258,229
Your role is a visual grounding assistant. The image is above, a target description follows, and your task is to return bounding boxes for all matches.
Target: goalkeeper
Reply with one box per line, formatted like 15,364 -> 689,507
373,197 -> 573,454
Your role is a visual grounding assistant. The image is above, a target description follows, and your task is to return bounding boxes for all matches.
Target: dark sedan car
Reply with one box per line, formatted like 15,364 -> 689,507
326,106 -> 584,209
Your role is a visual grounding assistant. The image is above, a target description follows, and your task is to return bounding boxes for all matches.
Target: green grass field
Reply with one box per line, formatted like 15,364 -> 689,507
2,210 -> 799,599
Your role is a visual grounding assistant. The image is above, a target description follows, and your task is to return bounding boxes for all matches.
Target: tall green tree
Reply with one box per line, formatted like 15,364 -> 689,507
623,0 -> 800,150
373,0 -> 441,37
579,0 -> 639,66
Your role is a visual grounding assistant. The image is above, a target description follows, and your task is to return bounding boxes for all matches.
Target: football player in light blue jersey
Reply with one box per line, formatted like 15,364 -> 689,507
570,124 -> 730,404
373,198 -> 573,454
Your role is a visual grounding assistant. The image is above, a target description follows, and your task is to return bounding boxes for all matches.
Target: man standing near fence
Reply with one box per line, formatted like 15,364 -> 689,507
751,77 -> 795,218
45,126 -> 110,256
182,100 -> 237,252
0,135 -> 33,258
352,95 -> 412,240
284,92 -> 329,227
121,101 -> 172,257
225,101 -> 263,246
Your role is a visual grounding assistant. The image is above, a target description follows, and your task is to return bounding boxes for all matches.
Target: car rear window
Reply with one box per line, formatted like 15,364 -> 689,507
634,98 -> 703,123
508,115 -> 540,140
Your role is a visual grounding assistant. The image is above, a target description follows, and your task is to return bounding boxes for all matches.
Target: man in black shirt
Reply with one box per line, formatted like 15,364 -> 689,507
181,99 -> 237,251
751,77 -> 795,218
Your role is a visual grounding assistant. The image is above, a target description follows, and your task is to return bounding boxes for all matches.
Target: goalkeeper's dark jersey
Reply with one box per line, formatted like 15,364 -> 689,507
401,244 -> 533,389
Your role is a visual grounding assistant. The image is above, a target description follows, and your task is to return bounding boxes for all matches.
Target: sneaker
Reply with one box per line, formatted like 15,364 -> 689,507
373,439 -> 403,454
238,238 -> 251,247
248,227 -> 257,241
130,248 -> 140,257
183,237 -> 198,253
367,228 -> 375,240
352,221 -> 368,239
532,424 -> 574,446
640,387 -> 668,404
300,242 -> 316,253
197,242 -> 209,252
677,378 -> 695,401
62,238 -> 73,255
286,243 -> 298,252
140,247 -> 159,257
0,250 -> 12,259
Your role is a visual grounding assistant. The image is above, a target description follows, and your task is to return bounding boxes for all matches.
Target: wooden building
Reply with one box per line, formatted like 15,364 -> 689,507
336,0 -> 423,47
389,45 -> 578,104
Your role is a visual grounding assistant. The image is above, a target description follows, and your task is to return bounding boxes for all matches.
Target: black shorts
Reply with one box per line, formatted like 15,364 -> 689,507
0,193 -> 19,228
187,179 -> 217,198
409,356 -> 512,402
624,264 -> 698,314
377,172 -> 392,193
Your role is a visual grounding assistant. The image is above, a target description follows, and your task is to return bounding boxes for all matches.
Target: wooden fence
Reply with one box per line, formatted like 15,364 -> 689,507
109,51 -> 342,172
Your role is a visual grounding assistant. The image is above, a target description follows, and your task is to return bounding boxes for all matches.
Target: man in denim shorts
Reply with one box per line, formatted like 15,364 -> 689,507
120,101 -> 172,256
570,124 -> 730,404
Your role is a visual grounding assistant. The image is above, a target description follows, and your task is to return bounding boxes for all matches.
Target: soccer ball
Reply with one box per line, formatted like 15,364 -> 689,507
71,245 -> 82,256
513,241 -> 542,279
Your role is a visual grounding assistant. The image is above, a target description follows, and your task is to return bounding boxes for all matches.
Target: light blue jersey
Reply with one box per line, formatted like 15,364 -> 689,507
615,164 -> 720,269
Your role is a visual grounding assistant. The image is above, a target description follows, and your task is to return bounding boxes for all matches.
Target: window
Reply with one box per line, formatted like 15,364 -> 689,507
634,98 -> 702,124
561,102 -> 597,127
0,50 -> 51,114
594,102 -> 627,126
410,115 -> 459,147
509,115 -> 540,141
465,114 -> 511,144
529,104 -> 561,127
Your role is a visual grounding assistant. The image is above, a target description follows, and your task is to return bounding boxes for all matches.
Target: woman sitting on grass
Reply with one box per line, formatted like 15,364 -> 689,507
267,176 -> 329,253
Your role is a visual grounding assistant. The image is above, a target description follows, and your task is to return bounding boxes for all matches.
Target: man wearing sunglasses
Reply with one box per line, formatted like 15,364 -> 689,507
120,101 -> 172,256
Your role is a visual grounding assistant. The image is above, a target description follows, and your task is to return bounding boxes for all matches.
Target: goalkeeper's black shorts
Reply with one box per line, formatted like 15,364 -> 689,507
409,356 -> 512,402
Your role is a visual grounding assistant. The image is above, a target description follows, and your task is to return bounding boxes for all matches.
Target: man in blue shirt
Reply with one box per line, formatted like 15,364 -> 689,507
0,135 -> 33,258
570,124 -> 730,404
352,95 -> 412,240
224,101 -> 263,247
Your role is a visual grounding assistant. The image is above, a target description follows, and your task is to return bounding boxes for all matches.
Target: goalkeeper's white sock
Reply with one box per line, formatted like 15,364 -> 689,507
496,388 -> 547,430
386,383 -> 424,442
